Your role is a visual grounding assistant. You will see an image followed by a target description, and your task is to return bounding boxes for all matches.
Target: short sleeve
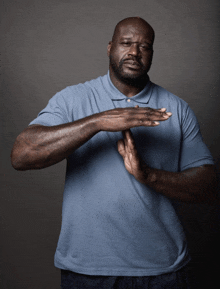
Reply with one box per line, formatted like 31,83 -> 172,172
29,90 -> 70,126
180,105 -> 214,171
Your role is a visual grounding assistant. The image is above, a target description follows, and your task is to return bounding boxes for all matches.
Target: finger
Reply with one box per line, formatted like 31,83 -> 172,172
122,129 -> 134,144
127,113 -> 172,127
143,109 -> 172,121
122,130 -> 128,148
117,139 -> 126,158
125,134 -> 140,164
126,117 -> 160,127
130,107 -> 170,115
123,130 -> 136,154
129,107 -> 172,120
123,129 -> 135,145
158,108 -> 167,112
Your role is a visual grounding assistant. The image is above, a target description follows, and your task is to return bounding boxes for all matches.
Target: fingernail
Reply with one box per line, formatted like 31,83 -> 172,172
166,112 -> 172,116
154,121 -> 160,125
159,108 -> 166,111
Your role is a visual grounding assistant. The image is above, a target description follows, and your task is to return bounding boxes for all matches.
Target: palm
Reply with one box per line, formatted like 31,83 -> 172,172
117,130 -> 143,181
123,147 -> 140,175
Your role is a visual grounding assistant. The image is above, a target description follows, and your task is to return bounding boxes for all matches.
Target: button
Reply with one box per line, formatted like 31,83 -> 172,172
127,99 -> 131,102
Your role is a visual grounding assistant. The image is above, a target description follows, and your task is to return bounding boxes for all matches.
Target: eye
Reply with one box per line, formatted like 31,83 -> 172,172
140,44 -> 150,50
140,44 -> 153,51
121,41 -> 131,46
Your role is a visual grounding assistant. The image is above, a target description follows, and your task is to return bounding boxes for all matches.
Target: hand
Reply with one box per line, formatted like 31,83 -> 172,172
117,129 -> 147,183
97,106 -> 172,132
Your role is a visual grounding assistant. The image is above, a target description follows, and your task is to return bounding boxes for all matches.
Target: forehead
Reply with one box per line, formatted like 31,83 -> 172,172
116,24 -> 153,43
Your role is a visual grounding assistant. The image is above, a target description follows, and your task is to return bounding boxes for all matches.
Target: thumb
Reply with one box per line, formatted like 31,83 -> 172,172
117,139 -> 126,158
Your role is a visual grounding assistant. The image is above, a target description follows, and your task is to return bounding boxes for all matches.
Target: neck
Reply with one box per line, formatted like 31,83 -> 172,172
109,68 -> 148,97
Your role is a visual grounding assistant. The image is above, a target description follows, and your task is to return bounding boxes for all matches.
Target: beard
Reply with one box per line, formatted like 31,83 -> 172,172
109,55 -> 151,88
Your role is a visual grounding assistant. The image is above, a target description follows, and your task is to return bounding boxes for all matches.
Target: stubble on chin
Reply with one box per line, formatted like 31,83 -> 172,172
109,55 -> 149,87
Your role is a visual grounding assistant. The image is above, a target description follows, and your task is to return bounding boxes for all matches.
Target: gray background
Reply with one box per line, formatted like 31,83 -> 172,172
1,0 -> 220,288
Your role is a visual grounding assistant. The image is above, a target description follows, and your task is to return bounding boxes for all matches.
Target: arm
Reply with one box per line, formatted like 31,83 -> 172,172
11,107 -> 171,170
118,130 -> 218,204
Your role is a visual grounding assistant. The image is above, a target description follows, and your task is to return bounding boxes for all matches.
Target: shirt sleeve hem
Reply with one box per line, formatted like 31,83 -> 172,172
181,159 -> 214,171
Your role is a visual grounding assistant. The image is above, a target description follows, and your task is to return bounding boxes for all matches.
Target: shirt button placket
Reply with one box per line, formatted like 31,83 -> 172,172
126,99 -> 133,107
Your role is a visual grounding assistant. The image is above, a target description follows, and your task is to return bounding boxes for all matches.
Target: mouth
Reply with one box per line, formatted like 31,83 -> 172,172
122,59 -> 142,69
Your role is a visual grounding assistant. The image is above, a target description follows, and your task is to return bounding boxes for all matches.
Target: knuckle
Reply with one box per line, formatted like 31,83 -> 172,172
145,120 -> 155,126
145,111 -> 152,120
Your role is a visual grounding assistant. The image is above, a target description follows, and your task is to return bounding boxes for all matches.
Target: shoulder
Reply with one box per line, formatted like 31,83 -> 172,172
61,74 -> 107,98
151,82 -> 198,127
48,74 -> 107,106
152,83 -> 189,109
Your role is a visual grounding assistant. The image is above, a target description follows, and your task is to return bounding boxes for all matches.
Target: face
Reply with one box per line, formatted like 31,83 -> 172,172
108,23 -> 154,86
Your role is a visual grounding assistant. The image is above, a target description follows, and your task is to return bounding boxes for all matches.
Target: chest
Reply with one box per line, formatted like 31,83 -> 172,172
70,89 -> 182,172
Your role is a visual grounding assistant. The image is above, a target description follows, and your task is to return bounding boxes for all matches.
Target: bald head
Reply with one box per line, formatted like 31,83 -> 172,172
112,17 -> 155,43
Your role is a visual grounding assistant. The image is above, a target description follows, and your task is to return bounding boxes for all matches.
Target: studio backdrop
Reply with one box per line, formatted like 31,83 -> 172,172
1,0 -> 220,288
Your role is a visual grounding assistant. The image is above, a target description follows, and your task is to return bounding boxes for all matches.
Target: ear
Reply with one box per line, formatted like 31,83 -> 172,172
107,41 -> 112,57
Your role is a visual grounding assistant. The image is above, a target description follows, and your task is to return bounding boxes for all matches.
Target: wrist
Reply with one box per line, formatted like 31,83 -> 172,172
91,113 -> 104,133
136,163 -> 151,184
87,113 -> 103,134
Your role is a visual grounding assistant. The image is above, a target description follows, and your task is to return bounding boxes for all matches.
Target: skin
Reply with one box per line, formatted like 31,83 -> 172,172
11,17 -> 218,204
118,129 -> 218,204
107,17 -> 154,97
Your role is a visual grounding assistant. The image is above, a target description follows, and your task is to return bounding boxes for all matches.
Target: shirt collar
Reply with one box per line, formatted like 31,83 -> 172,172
105,70 -> 152,104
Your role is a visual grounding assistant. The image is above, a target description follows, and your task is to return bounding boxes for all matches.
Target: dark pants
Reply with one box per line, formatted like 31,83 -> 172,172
61,267 -> 191,289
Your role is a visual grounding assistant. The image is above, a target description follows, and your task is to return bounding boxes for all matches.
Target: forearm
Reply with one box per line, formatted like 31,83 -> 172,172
11,114 -> 100,170
118,130 -> 218,204
142,165 -> 218,204
12,107 -> 172,171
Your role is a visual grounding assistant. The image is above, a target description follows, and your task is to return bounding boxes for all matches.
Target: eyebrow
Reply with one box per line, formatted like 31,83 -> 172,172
120,37 -> 152,44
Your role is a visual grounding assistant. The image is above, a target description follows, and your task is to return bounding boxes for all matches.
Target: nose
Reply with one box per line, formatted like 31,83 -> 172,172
128,44 -> 140,57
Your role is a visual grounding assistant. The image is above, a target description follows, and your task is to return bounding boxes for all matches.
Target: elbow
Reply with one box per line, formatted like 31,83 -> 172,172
11,147 -> 29,171
11,138 -> 33,171
11,163 -> 26,171
11,139 -> 50,171
197,174 -> 219,205
11,158 -> 27,171
11,155 -> 20,170
206,169 -> 219,205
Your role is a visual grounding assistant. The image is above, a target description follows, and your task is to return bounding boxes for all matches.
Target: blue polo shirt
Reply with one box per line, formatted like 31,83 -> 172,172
30,72 -> 214,276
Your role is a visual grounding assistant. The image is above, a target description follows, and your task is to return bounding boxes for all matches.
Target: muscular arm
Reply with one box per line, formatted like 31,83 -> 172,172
11,107 -> 171,170
11,114 -> 99,170
144,165 -> 218,204
118,130 -> 218,204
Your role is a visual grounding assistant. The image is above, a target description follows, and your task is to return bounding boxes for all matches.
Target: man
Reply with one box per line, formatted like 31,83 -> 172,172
11,17 -> 217,288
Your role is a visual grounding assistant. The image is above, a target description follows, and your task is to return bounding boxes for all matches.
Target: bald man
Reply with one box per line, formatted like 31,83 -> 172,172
11,17 -> 217,289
